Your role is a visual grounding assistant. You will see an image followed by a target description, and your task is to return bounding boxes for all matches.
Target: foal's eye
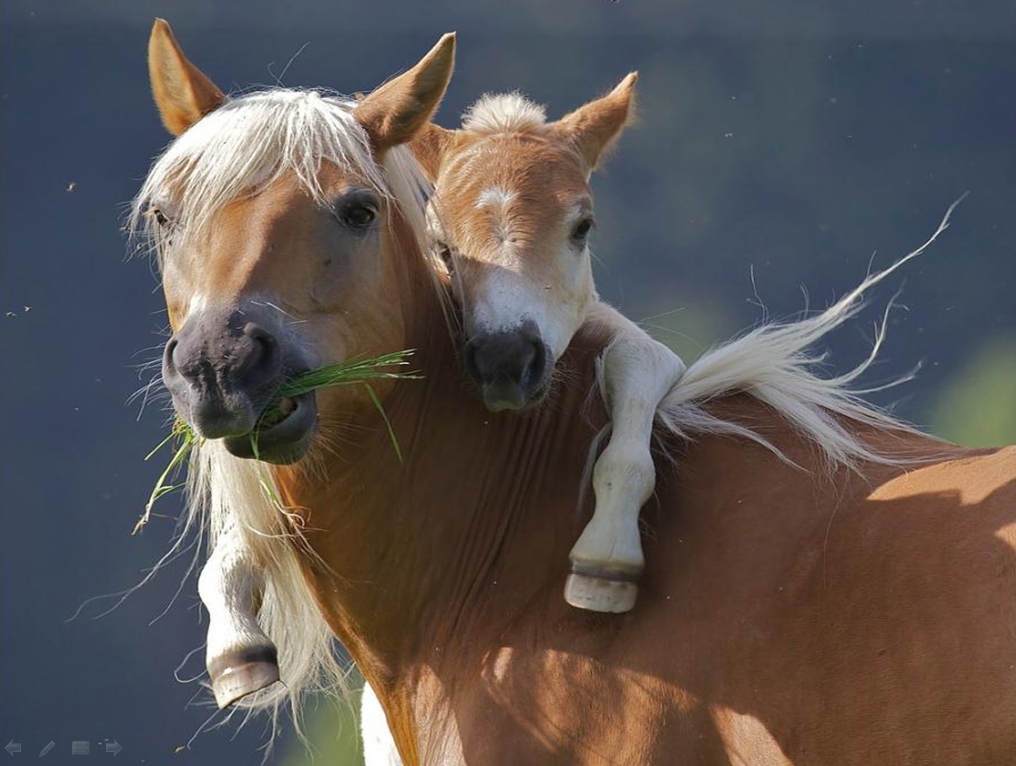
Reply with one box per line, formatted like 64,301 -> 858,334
435,242 -> 453,266
570,217 -> 594,247
336,202 -> 378,230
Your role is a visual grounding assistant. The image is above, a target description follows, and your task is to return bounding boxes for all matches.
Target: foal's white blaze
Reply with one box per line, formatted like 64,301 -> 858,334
465,236 -> 594,361
475,185 -> 516,211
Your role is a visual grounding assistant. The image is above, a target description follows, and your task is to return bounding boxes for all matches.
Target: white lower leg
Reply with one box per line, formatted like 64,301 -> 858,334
198,528 -> 279,708
566,306 -> 684,612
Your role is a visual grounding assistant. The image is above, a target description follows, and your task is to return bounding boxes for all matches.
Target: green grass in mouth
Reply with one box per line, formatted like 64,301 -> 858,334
135,349 -> 419,534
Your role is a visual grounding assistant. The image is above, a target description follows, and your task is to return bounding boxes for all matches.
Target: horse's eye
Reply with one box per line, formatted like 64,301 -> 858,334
570,217 -> 594,246
148,206 -> 171,228
338,203 -> 377,229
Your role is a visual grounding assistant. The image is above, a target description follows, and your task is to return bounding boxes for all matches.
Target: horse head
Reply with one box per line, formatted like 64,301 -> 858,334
415,75 -> 637,411
139,20 -> 454,463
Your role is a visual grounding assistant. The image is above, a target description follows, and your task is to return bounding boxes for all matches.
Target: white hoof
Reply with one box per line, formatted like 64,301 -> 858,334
208,646 -> 281,708
564,571 -> 639,613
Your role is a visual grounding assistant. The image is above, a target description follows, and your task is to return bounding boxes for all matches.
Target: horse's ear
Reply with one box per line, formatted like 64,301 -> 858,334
354,33 -> 456,155
148,19 -> 226,136
411,124 -> 456,181
553,72 -> 638,172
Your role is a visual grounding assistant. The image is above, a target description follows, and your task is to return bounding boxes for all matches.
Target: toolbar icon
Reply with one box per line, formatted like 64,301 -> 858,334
3,740 -> 20,756
39,741 -> 55,757
105,741 -> 122,756
71,740 -> 89,755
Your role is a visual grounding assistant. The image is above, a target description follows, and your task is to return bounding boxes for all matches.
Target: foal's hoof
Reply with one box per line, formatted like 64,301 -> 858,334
208,646 -> 281,709
564,565 -> 640,613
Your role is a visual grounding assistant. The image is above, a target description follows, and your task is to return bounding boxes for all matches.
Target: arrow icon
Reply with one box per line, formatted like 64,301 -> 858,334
3,740 -> 20,755
105,740 -> 122,756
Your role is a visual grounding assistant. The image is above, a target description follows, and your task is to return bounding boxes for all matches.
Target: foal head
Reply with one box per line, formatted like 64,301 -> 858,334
417,76 -> 636,411
137,20 -> 453,463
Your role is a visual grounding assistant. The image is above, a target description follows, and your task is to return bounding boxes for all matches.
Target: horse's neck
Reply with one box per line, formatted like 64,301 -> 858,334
276,293 -> 614,672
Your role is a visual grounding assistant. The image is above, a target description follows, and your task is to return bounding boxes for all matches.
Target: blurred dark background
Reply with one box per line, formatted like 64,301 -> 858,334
2,1 -> 1013,763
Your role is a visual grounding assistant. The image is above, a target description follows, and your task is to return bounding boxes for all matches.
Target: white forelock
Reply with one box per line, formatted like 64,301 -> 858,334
461,92 -> 547,134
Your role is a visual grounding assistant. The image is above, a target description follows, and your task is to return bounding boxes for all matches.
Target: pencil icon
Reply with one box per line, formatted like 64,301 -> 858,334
39,741 -> 55,756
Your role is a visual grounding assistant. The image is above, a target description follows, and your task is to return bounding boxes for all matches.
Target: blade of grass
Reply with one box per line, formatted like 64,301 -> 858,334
364,382 -> 403,463
135,423 -> 199,534
140,349 -> 421,531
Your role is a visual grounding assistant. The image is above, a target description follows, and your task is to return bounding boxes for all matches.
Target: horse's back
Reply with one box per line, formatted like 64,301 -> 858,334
432,414 -> 1016,765
632,428 -> 1015,763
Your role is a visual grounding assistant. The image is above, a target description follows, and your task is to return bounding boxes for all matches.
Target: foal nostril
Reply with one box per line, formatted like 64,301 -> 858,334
523,337 -> 546,389
463,338 -> 483,385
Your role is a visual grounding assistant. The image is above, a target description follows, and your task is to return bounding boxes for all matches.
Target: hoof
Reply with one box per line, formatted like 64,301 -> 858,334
564,566 -> 640,613
208,646 -> 281,709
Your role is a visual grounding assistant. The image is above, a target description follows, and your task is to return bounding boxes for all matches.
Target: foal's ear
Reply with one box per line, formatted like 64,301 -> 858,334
354,33 -> 456,155
148,19 -> 226,136
554,72 -> 638,172
410,124 -> 456,180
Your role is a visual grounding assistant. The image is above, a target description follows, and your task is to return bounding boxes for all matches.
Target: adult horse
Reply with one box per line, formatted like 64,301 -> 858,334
137,22 -> 1016,765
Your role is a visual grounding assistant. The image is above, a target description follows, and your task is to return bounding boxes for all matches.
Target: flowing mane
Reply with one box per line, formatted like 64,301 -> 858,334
135,84 -> 950,735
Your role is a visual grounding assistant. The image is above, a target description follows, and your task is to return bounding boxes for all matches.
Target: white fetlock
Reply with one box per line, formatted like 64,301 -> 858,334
198,535 -> 281,708
566,513 -> 645,613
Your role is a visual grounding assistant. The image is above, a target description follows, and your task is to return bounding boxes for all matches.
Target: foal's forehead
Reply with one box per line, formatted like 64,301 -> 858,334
439,133 -> 590,209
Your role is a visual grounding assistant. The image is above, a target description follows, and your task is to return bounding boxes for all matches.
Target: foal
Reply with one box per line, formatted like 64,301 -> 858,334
415,81 -> 685,613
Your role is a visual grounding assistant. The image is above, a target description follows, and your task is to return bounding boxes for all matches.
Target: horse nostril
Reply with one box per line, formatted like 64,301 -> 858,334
236,322 -> 281,386
163,337 -> 180,377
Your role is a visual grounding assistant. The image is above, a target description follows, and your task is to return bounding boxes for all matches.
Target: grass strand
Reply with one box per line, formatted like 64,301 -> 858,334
137,349 -> 419,532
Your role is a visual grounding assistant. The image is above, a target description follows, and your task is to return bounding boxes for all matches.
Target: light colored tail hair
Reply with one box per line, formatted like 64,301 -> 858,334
646,199 -> 962,470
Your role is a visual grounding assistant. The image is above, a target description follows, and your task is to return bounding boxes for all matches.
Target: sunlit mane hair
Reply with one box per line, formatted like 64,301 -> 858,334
128,88 -> 436,740
130,89 -> 430,262
461,92 -> 548,134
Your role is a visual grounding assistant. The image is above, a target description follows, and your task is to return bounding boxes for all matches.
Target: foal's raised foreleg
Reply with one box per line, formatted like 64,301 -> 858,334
565,303 -> 685,613
197,518 -> 280,708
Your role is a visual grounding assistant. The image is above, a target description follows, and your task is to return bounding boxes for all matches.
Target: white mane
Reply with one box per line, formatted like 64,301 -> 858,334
461,92 -> 548,134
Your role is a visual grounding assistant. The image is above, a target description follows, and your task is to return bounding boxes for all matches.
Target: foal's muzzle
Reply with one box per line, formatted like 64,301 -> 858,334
463,320 -> 551,412
162,307 -> 317,463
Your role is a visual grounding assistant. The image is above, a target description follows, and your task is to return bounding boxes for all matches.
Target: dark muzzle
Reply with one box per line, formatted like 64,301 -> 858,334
162,306 -> 317,463
463,320 -> 550,412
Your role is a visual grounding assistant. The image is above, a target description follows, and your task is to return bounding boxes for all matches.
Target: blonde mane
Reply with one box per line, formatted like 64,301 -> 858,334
461,92 -> 548,134
133,84 -> 956,742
